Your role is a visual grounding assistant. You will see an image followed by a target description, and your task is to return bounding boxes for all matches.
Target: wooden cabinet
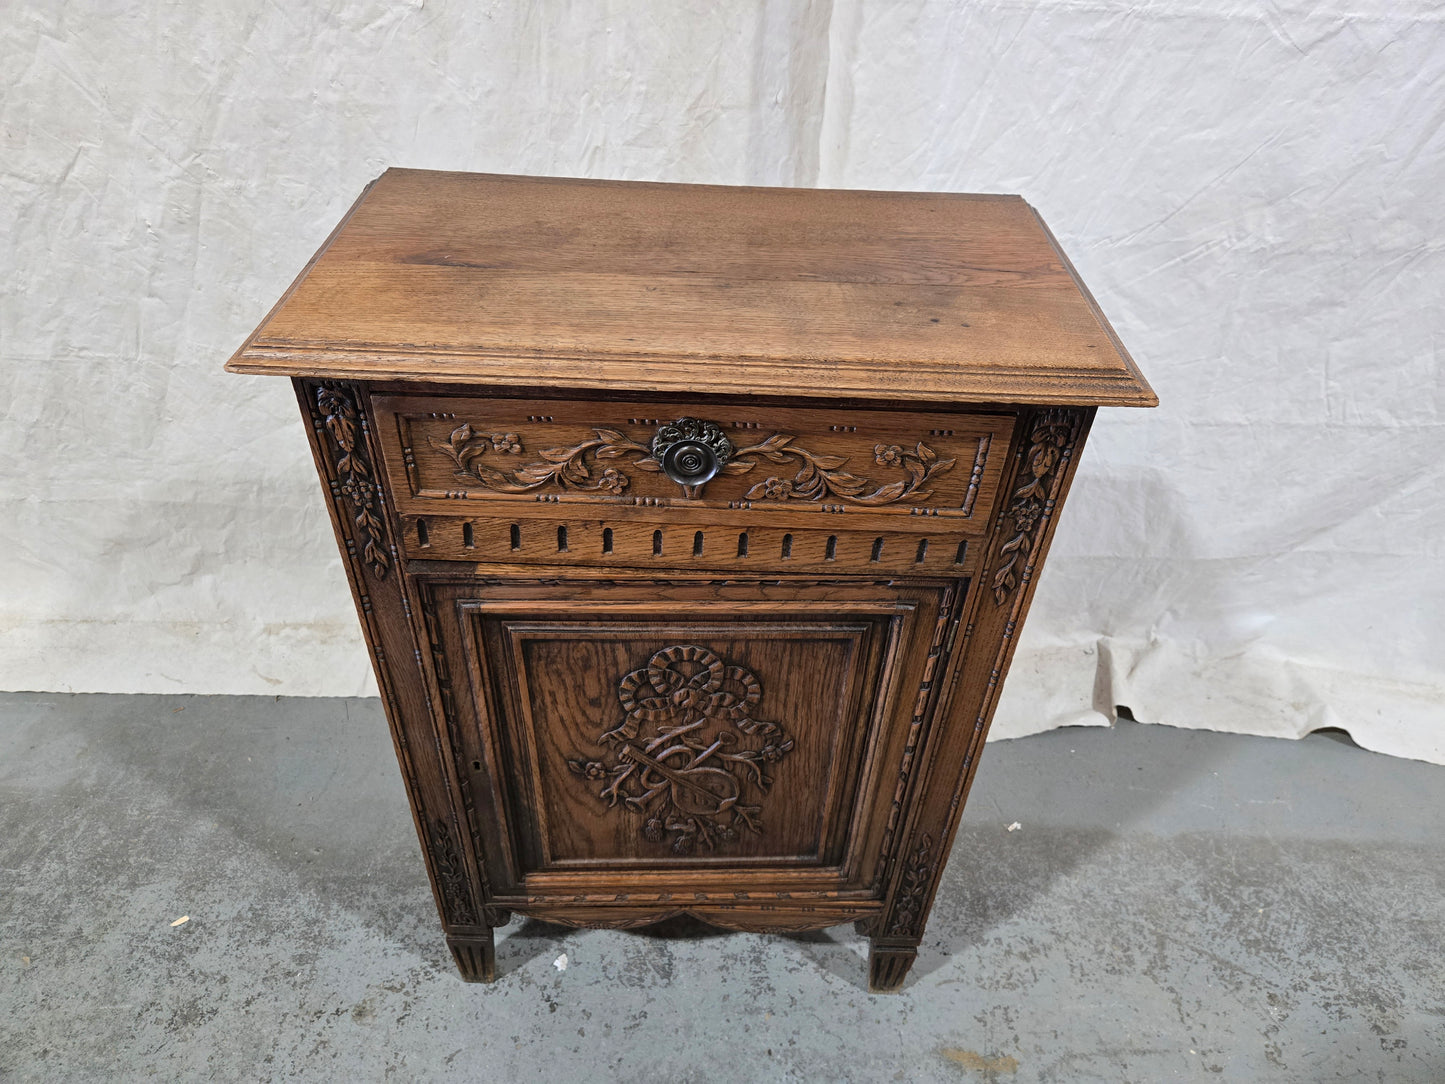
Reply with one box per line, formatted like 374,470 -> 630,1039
228,169 -> 1154,991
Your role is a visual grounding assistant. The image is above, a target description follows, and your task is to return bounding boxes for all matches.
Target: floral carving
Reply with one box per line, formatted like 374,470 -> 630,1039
568,645 -> 793,855
431,423 -> 653,494
991,409 -> 1080,605
428,418 -> 956,507
734,435 -> 954,506
595,467 -> 628,494
428,816 -> 476,926
314,383 -> 390,579
430,423 -> 525,473
888,833 -> 935,936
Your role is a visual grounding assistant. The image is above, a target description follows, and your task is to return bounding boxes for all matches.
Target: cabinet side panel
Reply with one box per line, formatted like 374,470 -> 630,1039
873,406 -> 1096,950
293,378 -> 484,933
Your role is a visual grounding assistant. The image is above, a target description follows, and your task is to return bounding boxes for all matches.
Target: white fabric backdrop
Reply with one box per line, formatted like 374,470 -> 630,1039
3,1 -> 1441,763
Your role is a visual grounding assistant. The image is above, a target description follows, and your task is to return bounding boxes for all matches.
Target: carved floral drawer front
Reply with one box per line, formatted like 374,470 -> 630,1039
371,394 -> 1015,533
422,578 -> 954,905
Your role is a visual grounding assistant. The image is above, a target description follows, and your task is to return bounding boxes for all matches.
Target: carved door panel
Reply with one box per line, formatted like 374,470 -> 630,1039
421,578 -> 957,907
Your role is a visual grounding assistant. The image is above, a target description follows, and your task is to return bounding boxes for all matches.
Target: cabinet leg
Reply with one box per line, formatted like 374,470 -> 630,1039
447,930 -> 496,983
868,940 -> 918,993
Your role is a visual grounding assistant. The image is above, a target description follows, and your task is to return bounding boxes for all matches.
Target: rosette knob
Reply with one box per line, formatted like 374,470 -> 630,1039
651,417 -> 733,490
661,440 -> 719,486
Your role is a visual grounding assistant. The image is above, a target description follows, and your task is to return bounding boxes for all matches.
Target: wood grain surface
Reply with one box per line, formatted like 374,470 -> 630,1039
228,170 -> 1155,407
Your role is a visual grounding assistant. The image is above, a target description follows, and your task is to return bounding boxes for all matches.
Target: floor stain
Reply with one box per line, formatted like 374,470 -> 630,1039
939,1047 -> 1019,1074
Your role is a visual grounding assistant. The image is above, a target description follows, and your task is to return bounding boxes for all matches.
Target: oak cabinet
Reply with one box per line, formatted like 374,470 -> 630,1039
228,169 -> 1154,991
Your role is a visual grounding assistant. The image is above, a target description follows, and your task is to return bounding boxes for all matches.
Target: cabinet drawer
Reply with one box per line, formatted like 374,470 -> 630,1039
372,393 -> 1014,534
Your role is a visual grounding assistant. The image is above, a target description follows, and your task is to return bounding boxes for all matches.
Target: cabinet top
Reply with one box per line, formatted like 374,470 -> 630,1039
226,168 -> 1155,408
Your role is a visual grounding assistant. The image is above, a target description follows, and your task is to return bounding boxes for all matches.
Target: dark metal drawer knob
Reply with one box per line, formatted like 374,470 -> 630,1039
652,417 -> 733,488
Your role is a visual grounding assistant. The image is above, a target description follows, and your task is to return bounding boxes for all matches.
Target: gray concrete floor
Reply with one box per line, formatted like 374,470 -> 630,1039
1,693 -> 1442,1083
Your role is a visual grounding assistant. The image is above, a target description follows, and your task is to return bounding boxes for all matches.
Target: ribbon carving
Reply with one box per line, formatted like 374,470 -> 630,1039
568,645 -> 793,854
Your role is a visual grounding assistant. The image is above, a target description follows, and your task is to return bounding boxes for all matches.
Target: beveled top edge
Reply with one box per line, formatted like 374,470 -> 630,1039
225,345 -> 1156,407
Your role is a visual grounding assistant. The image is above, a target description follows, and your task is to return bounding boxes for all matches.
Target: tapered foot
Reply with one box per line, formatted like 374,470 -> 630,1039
447,931 -> 496,983
868,942 -> 917,993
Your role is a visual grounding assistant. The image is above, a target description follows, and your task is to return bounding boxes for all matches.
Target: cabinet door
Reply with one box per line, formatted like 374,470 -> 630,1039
420,577 -> 959,914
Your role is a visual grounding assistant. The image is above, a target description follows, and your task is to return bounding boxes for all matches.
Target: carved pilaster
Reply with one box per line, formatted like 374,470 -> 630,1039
874,584 -> 959,891
990,409 -> 1083,604
312,382 -> 391,580
419,591 -> 492,908
428,817 -> 477,927
887,833 -> 937,937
